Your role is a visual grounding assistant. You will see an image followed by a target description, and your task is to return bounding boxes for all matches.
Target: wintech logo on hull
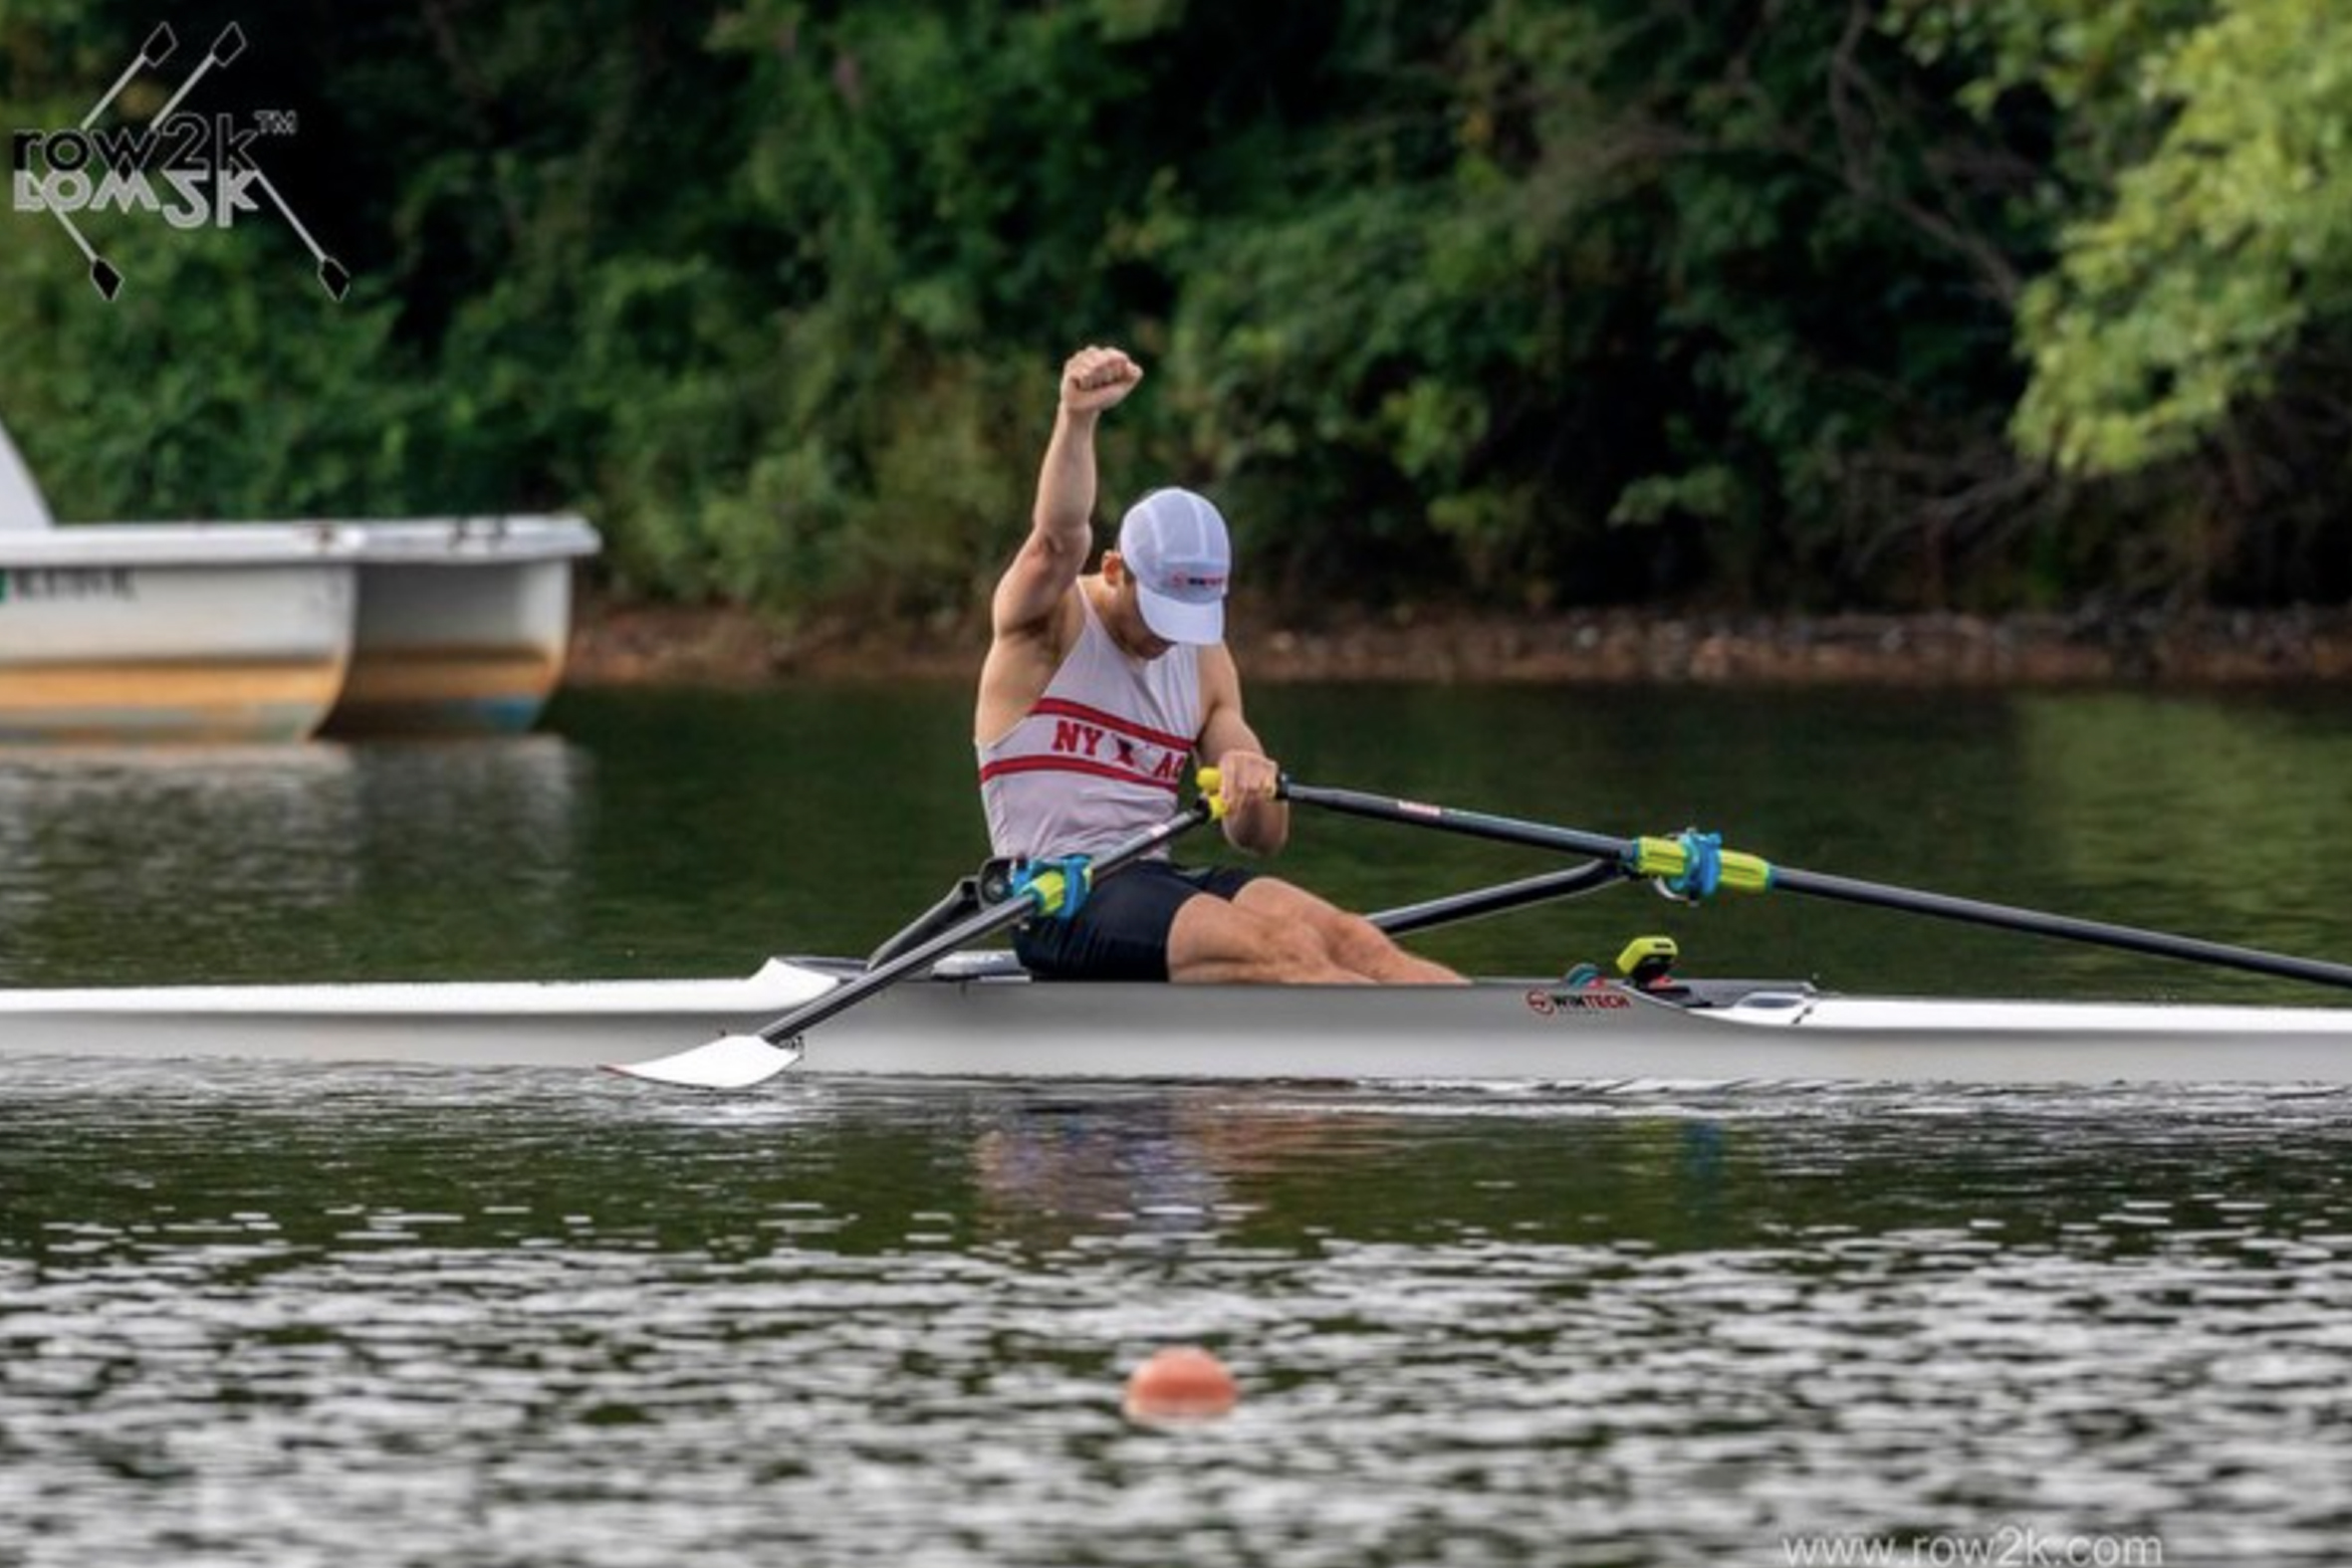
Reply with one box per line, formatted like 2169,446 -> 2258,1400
9,22 -> 348,301
1525,988 -> 1631,1016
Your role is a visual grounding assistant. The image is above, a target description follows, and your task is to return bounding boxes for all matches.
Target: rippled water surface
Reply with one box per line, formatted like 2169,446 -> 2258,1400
6,684 -> 2352,1564
8,1067 -> 2352,1565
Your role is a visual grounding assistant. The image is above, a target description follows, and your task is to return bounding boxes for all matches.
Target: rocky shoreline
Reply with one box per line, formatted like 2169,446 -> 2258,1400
565,598 -> 2352,687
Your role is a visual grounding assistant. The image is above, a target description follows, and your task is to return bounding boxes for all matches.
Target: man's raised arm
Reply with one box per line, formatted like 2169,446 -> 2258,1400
991,345 -> 1143,636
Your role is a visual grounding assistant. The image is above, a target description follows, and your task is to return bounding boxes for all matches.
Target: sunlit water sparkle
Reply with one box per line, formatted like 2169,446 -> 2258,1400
6,1064 -> 2352,1566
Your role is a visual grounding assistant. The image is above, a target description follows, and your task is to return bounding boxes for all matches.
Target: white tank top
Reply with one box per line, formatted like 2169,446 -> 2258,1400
977,589 -> 1202,860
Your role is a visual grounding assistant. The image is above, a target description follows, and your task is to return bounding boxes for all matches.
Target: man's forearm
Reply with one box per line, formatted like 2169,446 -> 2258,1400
1031,405 -> 1100,558
1224,798 -> 1291,858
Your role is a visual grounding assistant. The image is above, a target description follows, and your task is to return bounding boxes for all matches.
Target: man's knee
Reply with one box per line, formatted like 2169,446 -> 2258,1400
1174,895 -> 1336,979
1322,910 -> 1397,968
1223,903 -> 1329,970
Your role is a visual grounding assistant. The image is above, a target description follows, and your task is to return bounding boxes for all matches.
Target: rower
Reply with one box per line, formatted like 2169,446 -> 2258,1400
974,345 -> 1464,987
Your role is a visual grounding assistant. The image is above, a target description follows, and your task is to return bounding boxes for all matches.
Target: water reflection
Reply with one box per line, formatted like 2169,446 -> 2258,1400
954,1087 -> 1766,1272
972,1096 -> 1235,1249
0,738 -> 589,985
2016,693 -> 2352,970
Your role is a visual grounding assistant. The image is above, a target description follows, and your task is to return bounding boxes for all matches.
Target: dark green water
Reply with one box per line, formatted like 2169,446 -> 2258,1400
5,682 -> 2352,1565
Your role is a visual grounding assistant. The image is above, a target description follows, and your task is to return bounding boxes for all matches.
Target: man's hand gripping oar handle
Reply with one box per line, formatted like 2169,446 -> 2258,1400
608,771 -> 1228,1089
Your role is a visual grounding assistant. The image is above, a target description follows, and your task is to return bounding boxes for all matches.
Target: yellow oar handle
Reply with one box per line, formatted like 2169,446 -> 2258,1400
1198,766 -> 1227,821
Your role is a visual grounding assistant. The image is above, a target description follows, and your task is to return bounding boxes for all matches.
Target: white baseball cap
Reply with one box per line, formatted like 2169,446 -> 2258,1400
1116,488 -> 1231,645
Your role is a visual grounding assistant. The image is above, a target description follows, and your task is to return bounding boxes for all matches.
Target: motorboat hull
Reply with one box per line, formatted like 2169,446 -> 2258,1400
0,528 -> 355,742
326,516 -> 599,735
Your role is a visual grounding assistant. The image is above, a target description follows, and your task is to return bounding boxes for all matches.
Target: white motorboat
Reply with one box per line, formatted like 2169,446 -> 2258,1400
0,420 -> 50,533
0,521 -> 358,742
0,417 -> 600,740
325,514 -> 601,735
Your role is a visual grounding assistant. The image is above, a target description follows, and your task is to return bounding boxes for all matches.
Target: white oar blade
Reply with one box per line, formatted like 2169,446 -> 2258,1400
605,1033 -> 803,1089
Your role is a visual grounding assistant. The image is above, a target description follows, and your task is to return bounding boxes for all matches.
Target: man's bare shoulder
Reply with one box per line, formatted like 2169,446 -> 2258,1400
976,581 -> 1086,744
1199,639 -> 1244,697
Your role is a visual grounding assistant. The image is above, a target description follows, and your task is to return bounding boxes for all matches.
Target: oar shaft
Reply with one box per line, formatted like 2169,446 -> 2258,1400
753,799 -> 1213,1045
760,894 -> 1033,1044
1282,782 -> 1635,861
1284,781 -> 1759,893
1771,866 -> 2352,991
1370,862 -> 1621,937
1286,775 -> 2352,997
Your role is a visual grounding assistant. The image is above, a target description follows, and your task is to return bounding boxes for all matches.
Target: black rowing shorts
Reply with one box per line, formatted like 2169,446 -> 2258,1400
1012,860 -> 1259,981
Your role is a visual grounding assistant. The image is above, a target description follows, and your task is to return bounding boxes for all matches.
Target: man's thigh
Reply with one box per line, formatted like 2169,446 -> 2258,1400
1230,875 -> 1347,927
1167,873 -> 1348,981
1015,861 -> 1252,981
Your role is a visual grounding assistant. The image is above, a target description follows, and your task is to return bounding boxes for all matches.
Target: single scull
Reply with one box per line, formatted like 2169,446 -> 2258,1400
2,954 -> 2351,1083
9,773 -> 2352,1087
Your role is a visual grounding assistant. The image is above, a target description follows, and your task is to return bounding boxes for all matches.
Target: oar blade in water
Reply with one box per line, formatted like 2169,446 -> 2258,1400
607,1033 -> 804,1089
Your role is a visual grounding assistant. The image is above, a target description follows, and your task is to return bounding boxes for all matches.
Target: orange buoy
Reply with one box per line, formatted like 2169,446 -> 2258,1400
1122,1346 -> 1240,1424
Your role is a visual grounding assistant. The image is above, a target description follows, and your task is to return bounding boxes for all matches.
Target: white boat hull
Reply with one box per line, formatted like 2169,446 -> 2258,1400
0,421 -> 50,532
0,412 -> 599,740
5,957 -> 2352,1084
328,516 -> 599,735
0,527 -> 355,742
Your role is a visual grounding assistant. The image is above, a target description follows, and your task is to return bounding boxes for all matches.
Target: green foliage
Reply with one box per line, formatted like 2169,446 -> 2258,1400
2008,0 -> 2352,475
1889,0 -> 2352,596
0,227 -> 422,520
1,0 -> 2348,617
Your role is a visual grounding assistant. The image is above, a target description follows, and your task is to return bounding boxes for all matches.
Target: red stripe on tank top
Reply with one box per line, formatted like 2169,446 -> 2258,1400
1025,697 -> 1195,755
977,756 -> 1184,794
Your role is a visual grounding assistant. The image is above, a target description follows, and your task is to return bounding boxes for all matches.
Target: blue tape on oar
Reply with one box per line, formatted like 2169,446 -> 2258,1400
1666,829 -> 1724,900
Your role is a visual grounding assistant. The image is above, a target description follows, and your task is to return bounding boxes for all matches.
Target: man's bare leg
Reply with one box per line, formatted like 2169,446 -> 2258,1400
1233,879 -> 1466,984
1167,892 -> 1360,983
1165,878 -> 1465,984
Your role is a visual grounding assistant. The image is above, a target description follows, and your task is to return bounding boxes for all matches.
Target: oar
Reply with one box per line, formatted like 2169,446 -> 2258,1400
609,776 -> 1227,1089
1368,861 -> 1618,938
1285,778 -> 2352,995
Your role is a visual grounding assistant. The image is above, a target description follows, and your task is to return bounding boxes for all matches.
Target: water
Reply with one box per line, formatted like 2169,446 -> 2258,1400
7,1067 -> 2352,1564
5,682 -> 2352,1564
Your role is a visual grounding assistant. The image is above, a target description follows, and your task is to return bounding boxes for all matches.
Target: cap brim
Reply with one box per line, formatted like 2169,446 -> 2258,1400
1135,584 -> 1224,645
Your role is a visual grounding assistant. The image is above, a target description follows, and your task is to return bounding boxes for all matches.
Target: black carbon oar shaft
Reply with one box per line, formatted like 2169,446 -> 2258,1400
1285,776 -> 2352,996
